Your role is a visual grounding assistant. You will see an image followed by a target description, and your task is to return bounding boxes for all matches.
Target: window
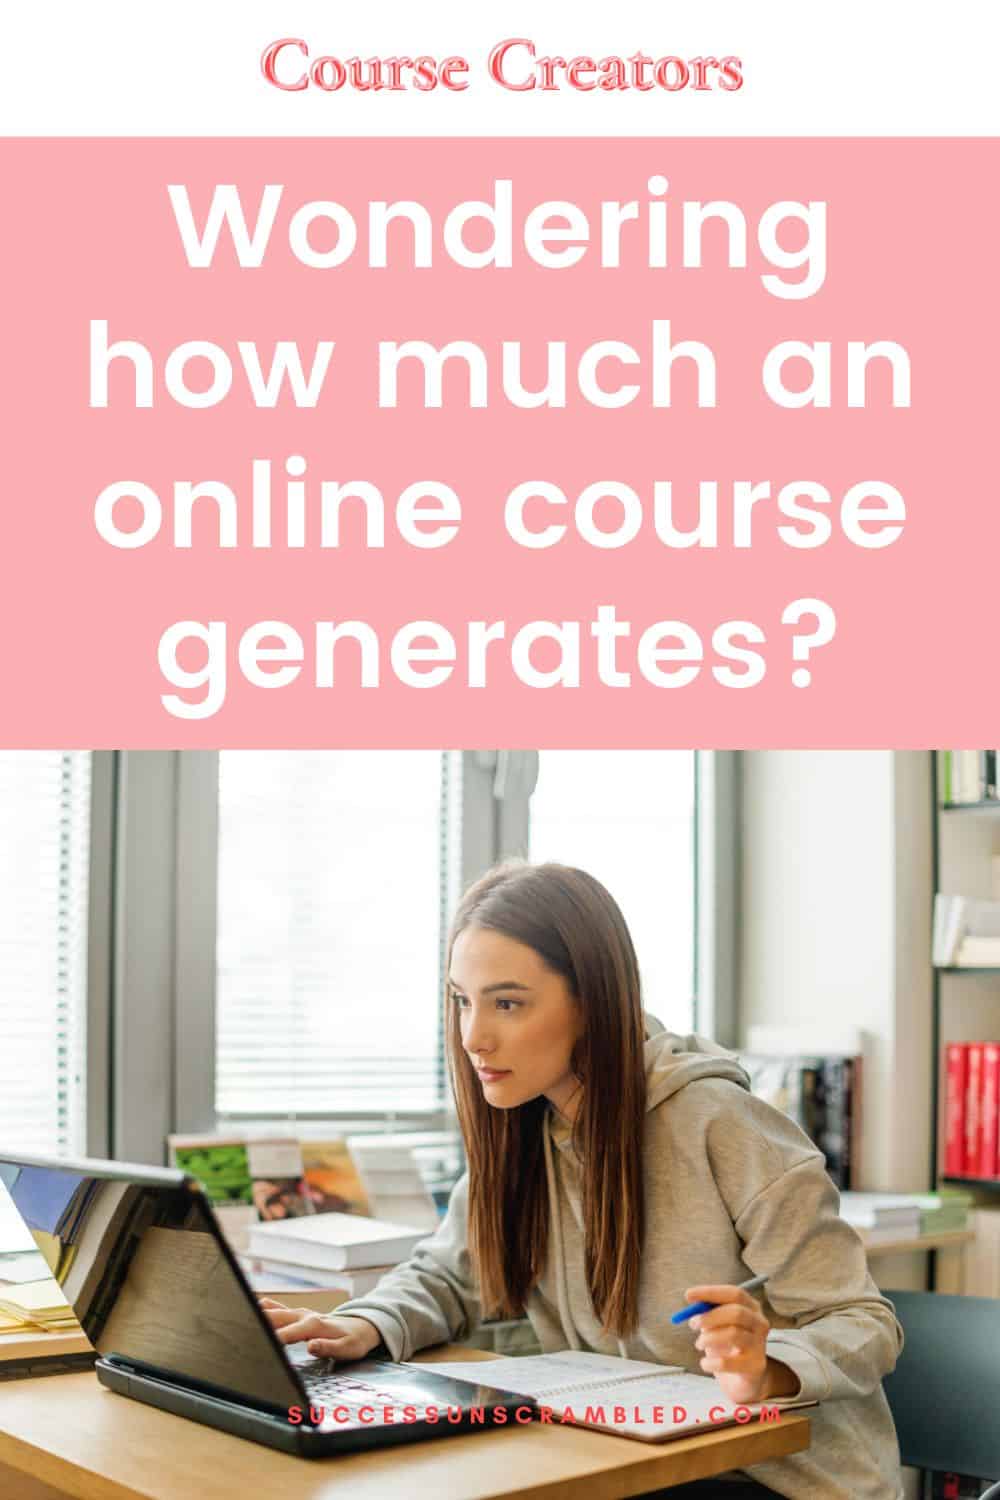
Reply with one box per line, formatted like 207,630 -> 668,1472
529,751 -> 697,1033
0,750 -> 714,1160
214,752 -> 461,1118
0,752 -> 91,1155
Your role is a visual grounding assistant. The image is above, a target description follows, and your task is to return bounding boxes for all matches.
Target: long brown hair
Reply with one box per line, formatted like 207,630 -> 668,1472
445,861 -> 647,1337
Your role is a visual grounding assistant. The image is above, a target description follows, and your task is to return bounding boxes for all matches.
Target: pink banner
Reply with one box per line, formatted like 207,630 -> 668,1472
1,138 -> 996,746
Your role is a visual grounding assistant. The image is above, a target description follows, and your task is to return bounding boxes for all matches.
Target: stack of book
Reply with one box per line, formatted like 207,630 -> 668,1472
0,1276 -> 79,1334
167,1132 -> 371,1253
938,750 -> 1000,806
933,895 -> 1000,968
243,1211 -> 427,1297
944,1041 -> 1000,1180
741,1052 -> 861,1189
837,1192 -> 922,1242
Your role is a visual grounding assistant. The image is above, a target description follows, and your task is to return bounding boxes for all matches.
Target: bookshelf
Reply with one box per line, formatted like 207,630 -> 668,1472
931,753 -> 1000,1246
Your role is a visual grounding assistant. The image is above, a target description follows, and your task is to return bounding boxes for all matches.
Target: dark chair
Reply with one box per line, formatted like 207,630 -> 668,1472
883,1289 -> 1000,1498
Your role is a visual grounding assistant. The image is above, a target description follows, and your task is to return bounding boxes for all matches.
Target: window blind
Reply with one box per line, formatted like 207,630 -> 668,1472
0,752 -> 91,1156
215,751 -> 461,1117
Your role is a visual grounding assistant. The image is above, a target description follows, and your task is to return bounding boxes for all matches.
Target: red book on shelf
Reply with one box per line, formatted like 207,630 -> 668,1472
966,1043 -> 984,1177
981,1043 -> 1000,1179
945,1042 -> 968,1176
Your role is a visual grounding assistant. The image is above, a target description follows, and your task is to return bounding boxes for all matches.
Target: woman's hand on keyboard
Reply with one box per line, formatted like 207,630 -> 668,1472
259,1298 -> 383,1360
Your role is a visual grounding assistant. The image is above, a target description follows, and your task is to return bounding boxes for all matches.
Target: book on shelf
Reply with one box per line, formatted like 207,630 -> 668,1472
981,1043 -> 1000,1177
407,1349 -> 813,1443
943,1040 -> 1000,1180
916,1190 -> 972,1235
837,1192 -> 922,1232
932,895 -> 1000,967
248,1211 -> 427,1270
965,1044 -> 983,1176
945,1043 -> 969,1176
938,750 -> 1000,807
818,1056 -> 860,1192
741,1051 -> 861,1190
952,937 -> 1000,967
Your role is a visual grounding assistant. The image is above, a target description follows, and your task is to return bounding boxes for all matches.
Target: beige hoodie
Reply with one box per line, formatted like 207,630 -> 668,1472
338,1031 -> 904,1499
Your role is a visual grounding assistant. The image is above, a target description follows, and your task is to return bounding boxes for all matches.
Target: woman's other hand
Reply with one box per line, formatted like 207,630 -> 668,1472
259,1297 -> 383,1361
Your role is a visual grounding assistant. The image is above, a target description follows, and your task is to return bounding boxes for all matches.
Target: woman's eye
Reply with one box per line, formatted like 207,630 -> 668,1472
496,998 -> 520,1012
451,992 -> 469,1007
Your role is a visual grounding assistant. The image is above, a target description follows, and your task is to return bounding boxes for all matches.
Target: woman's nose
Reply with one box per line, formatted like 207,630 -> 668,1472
462,1007 -> 494,1056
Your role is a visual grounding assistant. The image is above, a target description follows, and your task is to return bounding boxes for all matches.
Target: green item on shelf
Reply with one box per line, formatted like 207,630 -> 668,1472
172,1143 -> 253,1204
916,1190 -> 972,1235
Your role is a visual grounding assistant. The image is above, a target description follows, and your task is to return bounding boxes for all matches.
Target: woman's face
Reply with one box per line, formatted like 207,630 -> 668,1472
449,925 -> 584,1119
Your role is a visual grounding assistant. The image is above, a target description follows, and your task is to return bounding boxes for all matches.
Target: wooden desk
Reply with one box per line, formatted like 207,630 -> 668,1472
0,1342 -> 809,1500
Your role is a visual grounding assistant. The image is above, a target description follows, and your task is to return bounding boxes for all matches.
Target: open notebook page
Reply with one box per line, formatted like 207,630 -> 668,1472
409,1351 -> 810,1442
406,1349 -> 681,1398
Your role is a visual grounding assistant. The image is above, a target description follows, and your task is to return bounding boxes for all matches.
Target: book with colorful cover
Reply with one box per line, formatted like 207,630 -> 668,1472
945,1044 -> 969,1176
168,1137 -> 254,1205
246,1138 -> 315,1221
300,1138 -> 370,1216
168,1135 -> 318,1219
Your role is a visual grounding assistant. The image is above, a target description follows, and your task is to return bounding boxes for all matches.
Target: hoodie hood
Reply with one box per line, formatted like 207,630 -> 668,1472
546,1021 -> 750,1153
642,1022 -> 751,1112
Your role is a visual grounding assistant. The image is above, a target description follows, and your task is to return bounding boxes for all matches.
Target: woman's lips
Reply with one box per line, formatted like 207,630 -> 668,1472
476,1067 -> 511,1081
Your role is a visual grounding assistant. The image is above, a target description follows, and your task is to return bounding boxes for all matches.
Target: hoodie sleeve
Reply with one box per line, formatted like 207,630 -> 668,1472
704,1088 -> 904,1406
332,1172 -> 481,1361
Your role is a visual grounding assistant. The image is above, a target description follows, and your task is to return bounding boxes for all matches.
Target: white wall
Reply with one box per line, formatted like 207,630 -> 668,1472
739,751 -> 933,1194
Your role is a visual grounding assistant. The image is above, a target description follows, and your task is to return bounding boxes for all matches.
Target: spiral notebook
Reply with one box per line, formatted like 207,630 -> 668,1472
406,1349 -> 812,1443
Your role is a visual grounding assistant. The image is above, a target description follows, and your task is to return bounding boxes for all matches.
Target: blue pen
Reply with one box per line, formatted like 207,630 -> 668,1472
670,1273 -> 770,1325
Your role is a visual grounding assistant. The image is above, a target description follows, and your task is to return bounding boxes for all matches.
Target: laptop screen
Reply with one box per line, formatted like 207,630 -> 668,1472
0,1156 -> 303,1413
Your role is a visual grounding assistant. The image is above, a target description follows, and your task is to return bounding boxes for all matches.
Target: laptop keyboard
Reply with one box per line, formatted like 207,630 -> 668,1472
297,1360 -> 402,1406
301,1368 -> 356,1401
295,1358 -> 459,1419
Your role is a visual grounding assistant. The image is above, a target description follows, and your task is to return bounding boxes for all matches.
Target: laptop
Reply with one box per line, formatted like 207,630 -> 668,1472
0,1153 -> 535,1456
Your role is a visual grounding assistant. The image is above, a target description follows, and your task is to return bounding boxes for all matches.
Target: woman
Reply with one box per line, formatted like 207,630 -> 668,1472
262,862 -> 903,1498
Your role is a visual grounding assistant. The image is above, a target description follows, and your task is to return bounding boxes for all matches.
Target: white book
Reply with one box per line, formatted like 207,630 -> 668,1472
932,896 -> 1000,967
842,1208 -> 921,1229
956,750 -> 982,804
839,1192 -> 921,1214
963,900 -> 1000,937
249,1255 -> 395,1297
239,1259 -> 328,1292
248,1212 -> 425,1270
407,1350 -> 812,1443
954,936 -> 1000,966
856,1222 -> 922,1244
933,895 -> 966,967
